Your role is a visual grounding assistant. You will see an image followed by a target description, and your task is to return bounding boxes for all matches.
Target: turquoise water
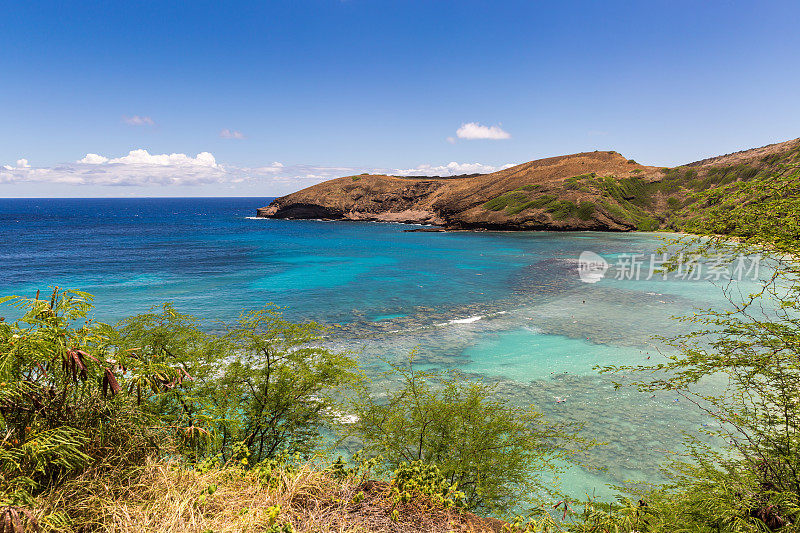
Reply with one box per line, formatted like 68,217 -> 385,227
0,197 -> 750,501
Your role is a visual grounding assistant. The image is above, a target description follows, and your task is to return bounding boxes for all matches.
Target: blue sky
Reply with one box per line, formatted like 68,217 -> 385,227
2,0 -> 799,197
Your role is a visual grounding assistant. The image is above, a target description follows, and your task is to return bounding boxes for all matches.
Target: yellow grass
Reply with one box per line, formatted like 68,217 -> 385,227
32,459 -> 505,533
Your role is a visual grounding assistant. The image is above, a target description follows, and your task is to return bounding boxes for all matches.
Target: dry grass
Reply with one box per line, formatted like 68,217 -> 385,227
32,459 -> 507,533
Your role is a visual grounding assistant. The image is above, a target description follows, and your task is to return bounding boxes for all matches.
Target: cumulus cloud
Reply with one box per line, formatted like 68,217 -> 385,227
4,158 -> 31,170
123,115 -> 155,126
2,150 -> 226,187
78,153 -> 110,164
456,122 -> 511,140
0,149 -> 514,191
220,128 -> 245,139
0,150 -> 362,189
93,149 -> 219,167
393,161 -> 515,176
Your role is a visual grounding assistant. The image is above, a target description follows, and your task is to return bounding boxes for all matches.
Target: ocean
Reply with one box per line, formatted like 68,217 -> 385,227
0,197 -> 748,500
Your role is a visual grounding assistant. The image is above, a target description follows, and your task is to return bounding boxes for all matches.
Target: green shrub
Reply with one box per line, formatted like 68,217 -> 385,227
604,166 -> 800,530
608,177 -> 653,207
483,189 -> 565,216
505,201 -> 535,215
636,217 -> 660,231
0,289 -> 163,505
350,357 -> 580,512
547,200 -> 578,220
600,201 -> 628,221
505,195 -> 562,215
563,179 -> 579,190
702,165 -> 749,188
0,289 -> 360,506
564,174 -> 596,190
117,305 -> 360,464
390,461 -> 464,509
577,201 -> 595,221
760,152 -> 785,165
529,195 -> 557,208
482,191 -> 529,211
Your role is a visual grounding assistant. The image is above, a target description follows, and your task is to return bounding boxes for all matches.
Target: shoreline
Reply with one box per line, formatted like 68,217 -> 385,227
253,213 -> 653,234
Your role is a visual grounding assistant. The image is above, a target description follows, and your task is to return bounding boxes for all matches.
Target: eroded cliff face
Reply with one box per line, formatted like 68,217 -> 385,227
257,177 -> 448,224
257,139 -> 800,231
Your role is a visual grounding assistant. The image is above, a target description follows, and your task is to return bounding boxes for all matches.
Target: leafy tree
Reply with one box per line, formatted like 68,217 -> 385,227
111,303 -> 221,461
114,303 -> 359,464
600,163 -> 800,530
209,307 -> 359,463
1,291 -> 359,512
0,288 -> 162,506
677,161 -> 800,257
350,357 -> 581,514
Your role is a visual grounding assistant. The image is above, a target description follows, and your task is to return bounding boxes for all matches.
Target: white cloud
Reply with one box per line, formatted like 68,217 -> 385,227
0,149 -> 514,191
3,158 -> 31,171
2,150 -> 226,187
0,150 -> 359,189
220,128 -> 245,140
393,161 -> 514,176
95,149 -> 219,167
123,115 -> 155,126
78,153 -> 109,164
446,136 -> 456,144
456,122 -> 511,140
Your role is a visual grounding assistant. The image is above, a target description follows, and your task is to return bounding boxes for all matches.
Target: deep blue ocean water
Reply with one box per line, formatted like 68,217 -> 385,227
0,197 -> 748,500
1,197 -> 545,323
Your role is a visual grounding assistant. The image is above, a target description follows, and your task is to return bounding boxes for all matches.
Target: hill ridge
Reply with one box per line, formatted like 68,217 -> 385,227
257,138 -> 800,231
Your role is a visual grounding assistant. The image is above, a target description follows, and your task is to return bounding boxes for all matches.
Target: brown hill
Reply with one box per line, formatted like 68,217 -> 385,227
257,139 -> 800,231
686,137 -> 800,169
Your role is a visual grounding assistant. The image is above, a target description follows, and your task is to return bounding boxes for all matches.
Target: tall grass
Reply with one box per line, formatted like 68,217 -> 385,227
32,457 -> 505,532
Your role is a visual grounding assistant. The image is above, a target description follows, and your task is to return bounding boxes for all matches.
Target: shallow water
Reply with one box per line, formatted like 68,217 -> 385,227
0,197 -> 753,501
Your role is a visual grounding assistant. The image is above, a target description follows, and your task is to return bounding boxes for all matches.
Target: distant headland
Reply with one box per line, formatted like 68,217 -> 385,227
257,138 -> 800,232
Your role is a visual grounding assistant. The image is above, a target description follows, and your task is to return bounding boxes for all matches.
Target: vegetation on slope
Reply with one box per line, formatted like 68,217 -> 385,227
598,160 -> 800,531
350,358 -> 584,514
29,454 -> 510,533
3,154 -> 800,532
259,149 -> 663,229
477,140 -> 800,231
0,290 -> 576,531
